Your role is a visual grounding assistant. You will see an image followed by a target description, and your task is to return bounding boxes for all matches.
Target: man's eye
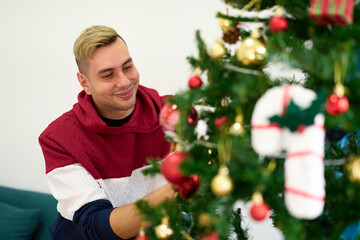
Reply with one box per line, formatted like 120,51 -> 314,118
124,65 -> 132,70
102,73 -> 113,78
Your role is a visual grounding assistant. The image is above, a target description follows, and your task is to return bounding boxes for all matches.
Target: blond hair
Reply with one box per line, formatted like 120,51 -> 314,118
73,25 -> 125,74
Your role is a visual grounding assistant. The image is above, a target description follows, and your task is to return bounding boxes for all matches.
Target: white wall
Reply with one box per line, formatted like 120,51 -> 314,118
0,1 -> 282,239
0,0 -> 224,193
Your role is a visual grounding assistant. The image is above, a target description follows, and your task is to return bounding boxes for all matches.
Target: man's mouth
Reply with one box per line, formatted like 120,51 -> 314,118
114,86 -> 134,100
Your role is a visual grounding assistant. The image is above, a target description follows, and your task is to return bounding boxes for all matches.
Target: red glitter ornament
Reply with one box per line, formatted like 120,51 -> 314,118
269,16 -> 288,33
187,107 -> 198,126
249,202 -> 270,221
161,152 -> 189,184
202,232 -> 220,240
188,75 -> 203,89
214,116 -> 230,129
325,94 -> 349,115
173,175 -> 200,199
135,235 -> 150,240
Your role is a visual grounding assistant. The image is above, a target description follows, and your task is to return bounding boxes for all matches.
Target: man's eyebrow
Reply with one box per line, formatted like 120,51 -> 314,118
97,58 -> 133,76
123,58 -> 133,66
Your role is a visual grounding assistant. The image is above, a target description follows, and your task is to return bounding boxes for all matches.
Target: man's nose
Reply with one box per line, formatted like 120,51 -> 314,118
115,71 -> 131,89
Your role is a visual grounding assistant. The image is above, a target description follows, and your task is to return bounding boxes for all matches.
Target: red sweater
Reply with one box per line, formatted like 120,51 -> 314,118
40,85 -> 170,178
39,85 -> 171,239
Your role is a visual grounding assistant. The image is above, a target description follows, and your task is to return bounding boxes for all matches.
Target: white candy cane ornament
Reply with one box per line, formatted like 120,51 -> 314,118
251,85 -> 325,219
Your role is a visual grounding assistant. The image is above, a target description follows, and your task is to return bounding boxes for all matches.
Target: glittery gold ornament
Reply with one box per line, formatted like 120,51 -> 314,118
211,165 -> 234,196
155,216 -> 173,240
346,155 -> 360,182
218,18 -> 233,32
210,41 -> 226,60
236,29 -> 267,65
198,212 -> 211,227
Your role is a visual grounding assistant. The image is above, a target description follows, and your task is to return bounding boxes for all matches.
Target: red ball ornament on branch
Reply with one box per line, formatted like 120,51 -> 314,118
135,235 -> 150,240
269,16 -> 288,33
188,75 -> 203,89
173,175 -> 200,199
201,232 -> 221,240
325,94 -> 349,115
249,202 -> 270,221
187,107 -> 198,126
161,152 -> 189,184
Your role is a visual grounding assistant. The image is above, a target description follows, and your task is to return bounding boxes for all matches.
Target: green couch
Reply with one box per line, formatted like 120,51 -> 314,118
0,185 -> 58,240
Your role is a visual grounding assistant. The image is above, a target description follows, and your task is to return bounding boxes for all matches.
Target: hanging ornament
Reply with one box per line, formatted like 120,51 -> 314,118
309,0 -> 354,25
188,68 -> 203,89
136,223 -> 150,240
251,85 -> 326,219
221,97 -> 230,107
229,111 -> 245,135
249,192 -> 270,221
173,175 -> 200,199
222,26 -> 241,44
198,212 -> 211,227
219,18 -> 233,32
269,7 -> 288,33
325,60 -> 350,115
325,83 -> 349,115
236,29 -> 267,66
214,116 -> 230,129
188,107 -> 198,126
161,151 -> 189,184
325,93 -> 349,115
211,165 -> 234,196
219,18 -> 241,44
209,40 -> 226,60
155,216 -> 173,240
159,103 -> 181,138
201,231 -> 221,240
135,235 -> 150,240
346,154 -> 360,182
188,75 -> 203,89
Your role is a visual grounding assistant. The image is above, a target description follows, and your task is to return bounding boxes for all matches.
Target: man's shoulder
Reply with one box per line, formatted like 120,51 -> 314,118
40,109 -> 79,139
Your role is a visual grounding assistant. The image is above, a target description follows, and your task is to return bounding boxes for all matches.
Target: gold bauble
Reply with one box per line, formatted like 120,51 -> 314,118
236,30 -> 266,65
229,114 -> 245,135
211,165 -> 234,196
346,156 -> 360,182
155,216 -> 173,240
210,41 -> 226,60
198,212 -> 211,227
218,18 -> 233,32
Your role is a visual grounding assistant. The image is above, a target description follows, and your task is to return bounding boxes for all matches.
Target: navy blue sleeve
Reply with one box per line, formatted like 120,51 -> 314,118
72,199 -> 135,240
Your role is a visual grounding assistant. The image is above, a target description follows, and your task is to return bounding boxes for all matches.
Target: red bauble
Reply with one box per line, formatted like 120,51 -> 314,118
187,107 -> 198,126
173,175 -> 200,199
325,94 -> 349,115
202,232 -> 220,240
135,236 -> 150,240
214,116 -> 230,128
188,75 -> 203,89
269,16 -> 288,33
161,152 -> 189,184
249,202 -> 270,221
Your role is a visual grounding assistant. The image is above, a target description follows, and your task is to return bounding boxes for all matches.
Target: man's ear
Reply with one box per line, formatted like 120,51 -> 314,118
77,72 -> 92,95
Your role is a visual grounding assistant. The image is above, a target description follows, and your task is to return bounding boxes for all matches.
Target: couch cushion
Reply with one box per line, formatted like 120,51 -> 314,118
0,201 -> 40,240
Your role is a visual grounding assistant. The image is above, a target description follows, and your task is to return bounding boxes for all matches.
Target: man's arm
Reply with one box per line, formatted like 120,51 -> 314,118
109,183 -> 175,239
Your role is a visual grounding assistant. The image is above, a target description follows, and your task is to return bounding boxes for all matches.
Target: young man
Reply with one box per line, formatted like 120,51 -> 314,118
39,25 -> 174,240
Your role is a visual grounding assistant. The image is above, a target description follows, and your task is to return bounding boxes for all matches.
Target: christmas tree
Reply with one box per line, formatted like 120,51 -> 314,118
136,0 -> 360,239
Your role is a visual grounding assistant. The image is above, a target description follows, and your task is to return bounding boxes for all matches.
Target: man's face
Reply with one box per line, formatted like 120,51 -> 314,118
77,37 -> 140,119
